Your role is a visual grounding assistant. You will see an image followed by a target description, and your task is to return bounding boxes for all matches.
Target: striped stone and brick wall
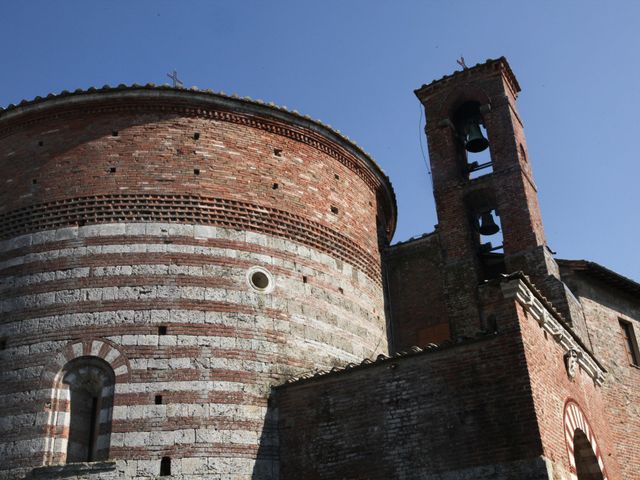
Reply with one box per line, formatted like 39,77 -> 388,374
0,88 -> 396,479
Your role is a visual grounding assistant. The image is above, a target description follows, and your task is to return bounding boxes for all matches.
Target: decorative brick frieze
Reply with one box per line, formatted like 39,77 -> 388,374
0,195 -> 381,283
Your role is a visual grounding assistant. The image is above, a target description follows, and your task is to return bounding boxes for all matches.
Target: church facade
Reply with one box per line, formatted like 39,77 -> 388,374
0,58 -> 637,479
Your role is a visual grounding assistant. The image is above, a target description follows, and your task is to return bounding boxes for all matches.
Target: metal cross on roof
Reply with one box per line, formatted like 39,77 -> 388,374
167,70 -> 184,88
456,56 -> 469,70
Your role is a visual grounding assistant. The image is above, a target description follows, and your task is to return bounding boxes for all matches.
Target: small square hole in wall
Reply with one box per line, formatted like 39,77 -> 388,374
32,179 -> 37,184
302,275 -> 308,284
112,131 -> 118,137
330,206 -> 339,214
273,148 -> 282,157
338,287 -> 344,294
0,337 -> 7,350
155,395 -> 163,405
334,173 -> 340,180
194,168 -> 200,175
109,167 -> 117,173
158,326 -> 167,335
38,141 -> 43,147
272,183 -> 279,190
193,132 -> 200,140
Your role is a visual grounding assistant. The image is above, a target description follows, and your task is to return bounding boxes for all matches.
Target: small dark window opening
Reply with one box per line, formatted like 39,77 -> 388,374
87,397 -> 99,461
158,326 -> 168,335
109,167 -> 117,173
330,206 -> 339,214
272,183 -> 279,190
0,337 -> 7,350
334,173 -> 340,180
38,140 -> 44,147
620,319 -> 640,366
111,131 -> 118,137
273,148 -> 282,157
32,179 -> 38,184
193,132 -> 200,140
160,457 -> 171,476
338,287 -> 344,294
155,395 -> 163,405
302,275 -> 308,284
194,168 -> 200,175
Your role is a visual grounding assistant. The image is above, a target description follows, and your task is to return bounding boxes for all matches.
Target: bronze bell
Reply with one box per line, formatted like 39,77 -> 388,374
479,212 -> 500,236
465,123 -> 489,153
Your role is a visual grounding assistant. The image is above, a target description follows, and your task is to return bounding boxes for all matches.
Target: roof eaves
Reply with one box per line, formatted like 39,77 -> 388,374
558,259 -> 640,297
275,332 -> 498,388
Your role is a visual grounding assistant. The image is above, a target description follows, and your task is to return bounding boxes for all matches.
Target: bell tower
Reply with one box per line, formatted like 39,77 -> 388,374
415,58 -> 566,338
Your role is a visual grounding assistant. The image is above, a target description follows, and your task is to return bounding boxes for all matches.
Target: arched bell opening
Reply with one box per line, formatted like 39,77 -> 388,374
476,208 -> 505,280
453,101 -> 493,179
465,189 -> 505,280
574,429 -> 604,480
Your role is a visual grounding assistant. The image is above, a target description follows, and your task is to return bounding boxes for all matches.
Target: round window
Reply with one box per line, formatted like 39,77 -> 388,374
247,267 -> 274,293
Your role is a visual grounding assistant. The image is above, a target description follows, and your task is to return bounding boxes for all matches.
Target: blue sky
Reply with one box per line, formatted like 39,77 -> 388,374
1,1 -> 639,281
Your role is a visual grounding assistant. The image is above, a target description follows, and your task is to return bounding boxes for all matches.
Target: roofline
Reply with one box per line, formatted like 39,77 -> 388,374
558,259 -> 640,298
414,56 -> 521,101
0,84 -> 397,238
275,332 -> 498,388
277,270 -> 609,388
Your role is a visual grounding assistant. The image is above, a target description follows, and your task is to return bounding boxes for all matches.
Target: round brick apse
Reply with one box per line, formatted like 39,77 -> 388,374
0,87 -> 396,479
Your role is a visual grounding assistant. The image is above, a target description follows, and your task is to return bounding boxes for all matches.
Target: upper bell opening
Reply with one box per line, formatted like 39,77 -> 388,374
453,102 -> 489,153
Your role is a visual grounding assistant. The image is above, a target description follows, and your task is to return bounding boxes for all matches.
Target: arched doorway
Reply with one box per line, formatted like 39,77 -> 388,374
574,429 -> 603,480
563,401 -> 608,480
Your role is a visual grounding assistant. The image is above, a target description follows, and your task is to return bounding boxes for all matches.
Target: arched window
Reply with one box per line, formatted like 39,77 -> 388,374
50,357 -> 115,464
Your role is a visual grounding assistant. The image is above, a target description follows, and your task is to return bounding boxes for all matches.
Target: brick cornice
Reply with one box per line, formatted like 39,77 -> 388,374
0,87 -> 397,239
501,275 -> 606,386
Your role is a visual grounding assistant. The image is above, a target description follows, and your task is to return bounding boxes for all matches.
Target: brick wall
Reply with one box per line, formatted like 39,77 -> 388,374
277,293 -> 549,479
514,293 -> 621,479
560,270 -> 640,479
384,234 -> 450,350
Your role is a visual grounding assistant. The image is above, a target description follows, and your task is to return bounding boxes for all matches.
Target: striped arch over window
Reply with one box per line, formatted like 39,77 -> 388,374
42,339 -> 129,466
563,400 -> 608,480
